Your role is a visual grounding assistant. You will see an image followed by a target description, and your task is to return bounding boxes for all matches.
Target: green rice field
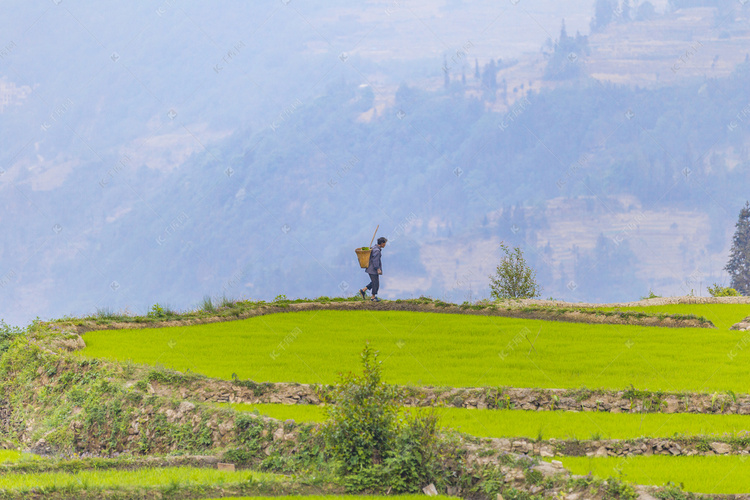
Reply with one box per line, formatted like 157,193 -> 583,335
0,466 -> 278,491
208,497 -> 453,500
598,303 -> 750,330
232,403 -> 750,441
0,450 -> 38,464
81,308 -> 750,392
207,497 -> 453,500
560,455 -> 750,494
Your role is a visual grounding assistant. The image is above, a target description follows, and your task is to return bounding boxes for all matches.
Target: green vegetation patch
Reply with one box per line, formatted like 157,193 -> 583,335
81,310 -> 750,392
561,455 -> 750,494
235,403 -> 750,441
0,450 -> 39,464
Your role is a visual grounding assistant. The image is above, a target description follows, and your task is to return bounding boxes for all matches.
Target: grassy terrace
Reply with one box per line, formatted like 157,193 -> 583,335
560,455 -> 750,494
82,308 -> 750,392
0,467 -> 280,491
206,497 -> 454,500
232,403 -> 750,441
598,303 -> 750,330
0,451 -> 39,464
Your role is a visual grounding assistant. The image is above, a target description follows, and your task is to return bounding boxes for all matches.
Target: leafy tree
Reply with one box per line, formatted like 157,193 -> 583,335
725,201 -> 750,295
488,243 -> 542,299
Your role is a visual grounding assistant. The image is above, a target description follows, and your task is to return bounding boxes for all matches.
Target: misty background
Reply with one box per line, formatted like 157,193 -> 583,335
1,0 -> 749,325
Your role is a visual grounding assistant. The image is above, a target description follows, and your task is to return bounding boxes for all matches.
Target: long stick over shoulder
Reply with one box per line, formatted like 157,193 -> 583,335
369,225 -> 380,247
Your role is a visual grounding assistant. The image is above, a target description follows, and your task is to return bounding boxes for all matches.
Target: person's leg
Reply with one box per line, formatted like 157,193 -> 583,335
361,274 -> 376,298
371,273 -> 380,296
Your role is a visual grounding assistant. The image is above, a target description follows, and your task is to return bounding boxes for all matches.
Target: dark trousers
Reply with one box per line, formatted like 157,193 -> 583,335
365,273 -> 380,296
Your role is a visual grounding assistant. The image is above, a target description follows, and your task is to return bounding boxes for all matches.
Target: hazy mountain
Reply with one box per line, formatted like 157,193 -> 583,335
1,0 -> 748,325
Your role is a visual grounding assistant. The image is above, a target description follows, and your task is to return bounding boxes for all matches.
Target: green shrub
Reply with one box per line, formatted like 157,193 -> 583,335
147,303 -> 177,318
382,411 -> 442,493
322,344 -> 446,493
322,343 -> 401,474
234,414 -> 266,454
604,476 -> 638,499
0,320 -> 23,355
707,283 -> 741,297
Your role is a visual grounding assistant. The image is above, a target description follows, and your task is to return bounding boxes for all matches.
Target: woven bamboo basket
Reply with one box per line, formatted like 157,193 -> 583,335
355,247 -> 371,269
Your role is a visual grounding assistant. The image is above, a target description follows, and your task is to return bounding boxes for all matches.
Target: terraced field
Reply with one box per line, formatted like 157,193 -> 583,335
560,456 -> 750,494
0,467 -> 278,491
5,298 -> 750,497
209,497 -> 453,500
598,303 -> 750,330
230,403 -> 750,441
81,307 -> 750,392
0,450 -> 38,464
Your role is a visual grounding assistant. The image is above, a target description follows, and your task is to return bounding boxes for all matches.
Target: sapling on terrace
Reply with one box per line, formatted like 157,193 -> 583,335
488,243 -> 542,299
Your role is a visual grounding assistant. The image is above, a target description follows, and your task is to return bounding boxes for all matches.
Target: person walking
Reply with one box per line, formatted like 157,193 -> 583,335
360,237 -> 387,302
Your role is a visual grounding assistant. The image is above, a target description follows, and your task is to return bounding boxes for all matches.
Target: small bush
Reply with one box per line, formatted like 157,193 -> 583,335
0,320 -> 23,355
147,303 -> 177,318
604,476 -> 638,500
322,344 -> 401,474
234,414 -> 266,453
707,283 -> 741,297
322,344 -> 445,493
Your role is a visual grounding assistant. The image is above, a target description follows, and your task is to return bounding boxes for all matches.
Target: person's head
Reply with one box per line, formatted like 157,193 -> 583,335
377,237 -> 388,247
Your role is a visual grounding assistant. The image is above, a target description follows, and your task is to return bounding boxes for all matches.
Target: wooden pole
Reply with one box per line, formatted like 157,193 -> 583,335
369,225 -> 379,247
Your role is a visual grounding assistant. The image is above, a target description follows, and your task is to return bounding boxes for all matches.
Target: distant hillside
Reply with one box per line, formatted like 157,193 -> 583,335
1,1 -> 749,325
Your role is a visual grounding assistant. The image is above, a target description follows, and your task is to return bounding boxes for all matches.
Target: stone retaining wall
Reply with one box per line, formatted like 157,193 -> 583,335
150,377 -> 750,415
486,436 -> 749,458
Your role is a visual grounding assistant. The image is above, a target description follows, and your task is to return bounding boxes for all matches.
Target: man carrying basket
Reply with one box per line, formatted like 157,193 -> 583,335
360,237 -> 387,302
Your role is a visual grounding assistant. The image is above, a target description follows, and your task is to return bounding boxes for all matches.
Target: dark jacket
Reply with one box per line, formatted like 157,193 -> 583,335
365,245 -> 382,274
